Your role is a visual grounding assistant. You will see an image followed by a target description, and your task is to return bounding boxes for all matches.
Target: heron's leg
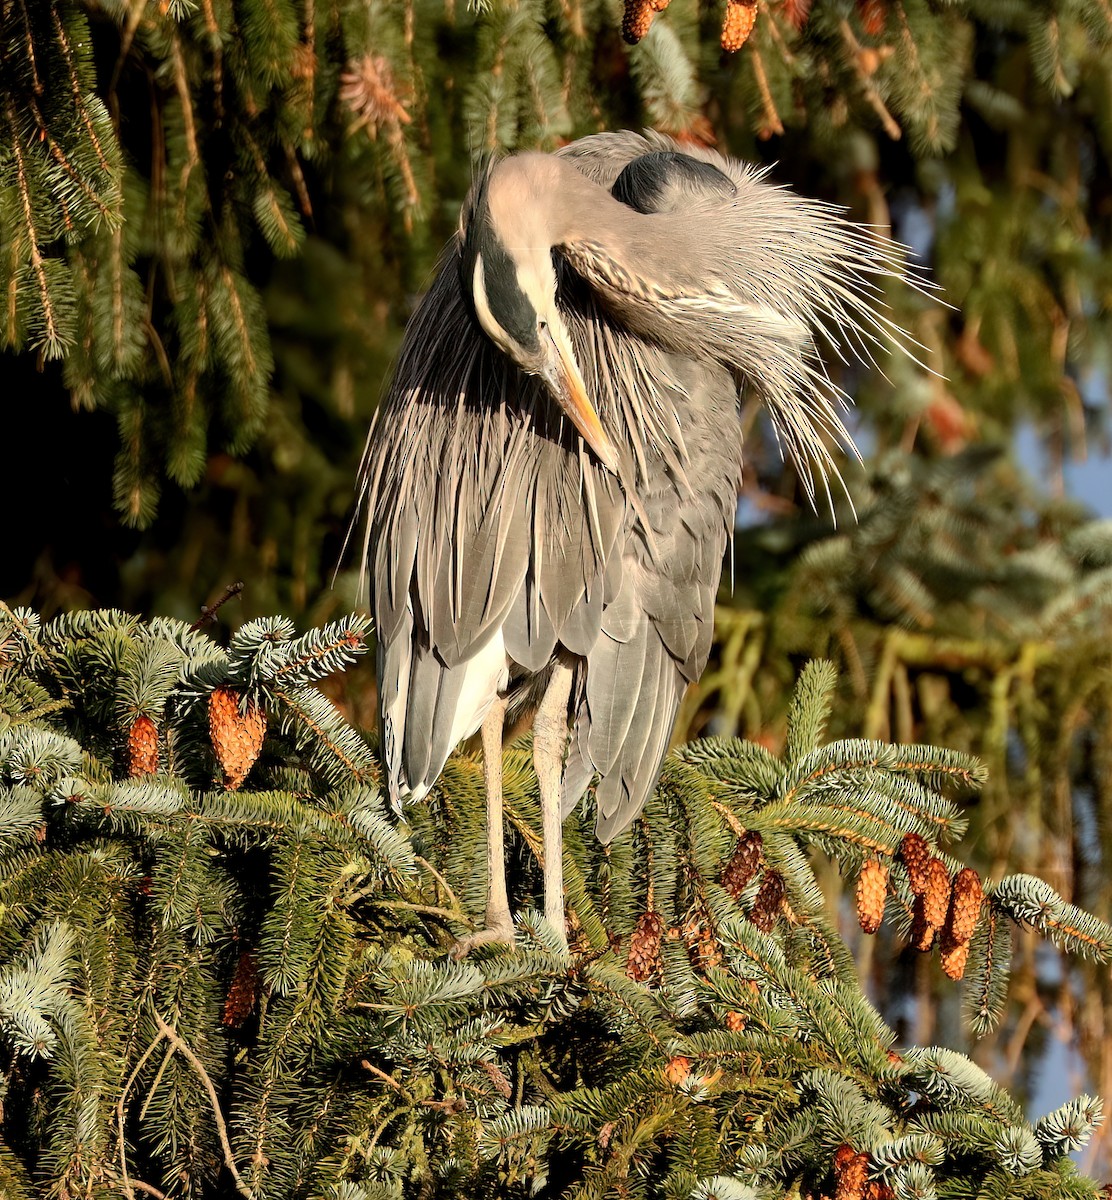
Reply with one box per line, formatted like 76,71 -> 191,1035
533,659 -> 574,952
450,697 -> 514,959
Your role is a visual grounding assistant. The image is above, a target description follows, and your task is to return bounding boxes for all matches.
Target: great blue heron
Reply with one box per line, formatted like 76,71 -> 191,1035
358,130 -> 926,956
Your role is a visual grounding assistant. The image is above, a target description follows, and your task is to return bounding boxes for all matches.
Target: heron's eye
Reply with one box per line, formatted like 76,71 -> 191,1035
538,320 -> 548,333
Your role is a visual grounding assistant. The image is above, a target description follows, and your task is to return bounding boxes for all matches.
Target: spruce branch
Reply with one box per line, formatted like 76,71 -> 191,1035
3,98 -> 70,357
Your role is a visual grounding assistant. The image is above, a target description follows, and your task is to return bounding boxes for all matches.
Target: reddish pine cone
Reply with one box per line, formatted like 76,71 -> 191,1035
856,857 -> 889,935
626,909 -> 665,982
721,829 -> 764,899
721,0 -> 757,52
749,868 -> 784,932
856,0 -> 887,35
940,938 -> 970,981
897,832 -> 932,895
834,1146 -> 870,1200
127,714 -> 159,778
222,950 -> 259,1026
622,0 -> 654,43
209,686 -> 266,790
780,0 -> 811,30
945,867 -> 984,944
724,1009 -> 746,1031
649,0 -> 671,12
923,857 -> 951,930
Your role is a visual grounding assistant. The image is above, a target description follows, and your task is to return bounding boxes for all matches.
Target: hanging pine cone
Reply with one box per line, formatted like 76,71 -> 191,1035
127,714 -> 159,778
209,686 -> 266,790
664,1055 -> 691,1084
749,868 -> 784,932
856,0 -> 887,35
724,1009 -> 746,1031
944,867 -> 984,944
833,1145 -> 870,1200
923,857 -> 951,930
222,950 -> 259,1027
649,0 -> 671,12
721,829 -> 764,899
897,832 -> 932,895
939,938 -> 970,981
721,0 -> 758,52
622,0 -> 654,43
779,0 -> 811,31
626,909 -> 665,982
855,857 -> 888,935
682,904 -> 723,973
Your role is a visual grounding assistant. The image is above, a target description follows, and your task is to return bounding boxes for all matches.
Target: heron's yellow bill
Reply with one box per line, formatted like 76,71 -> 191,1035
544,321 -> 620,474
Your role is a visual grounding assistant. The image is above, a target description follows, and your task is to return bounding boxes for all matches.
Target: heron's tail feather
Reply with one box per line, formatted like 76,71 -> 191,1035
561,616 -> 684,843
379,618 -> 509,806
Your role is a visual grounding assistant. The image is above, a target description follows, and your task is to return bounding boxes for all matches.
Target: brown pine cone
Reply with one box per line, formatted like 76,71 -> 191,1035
209,686 -> 266,790
940,938 -> 970,981
855,857 -> 889,935
834,1146 -> 870,1200
923,857 -> 951,930
222,950 -> 259,1027
944,866 -> 984,944
626,909 -> 665,982
897,832 -> 932,895
622,0 -> 654,43
127,714 -> 159,778
724,1009 -> 746,1031
721,0 -> 758,52
649,0 -> 670,12
749,868 -> 784,932
682,906 -> 723,973
721,829 -> 764,899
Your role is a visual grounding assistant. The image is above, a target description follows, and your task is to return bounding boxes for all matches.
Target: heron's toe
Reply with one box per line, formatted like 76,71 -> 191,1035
449,924 -> 516,960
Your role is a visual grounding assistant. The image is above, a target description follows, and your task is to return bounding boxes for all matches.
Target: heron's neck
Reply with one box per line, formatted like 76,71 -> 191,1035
539,158 -> 705,296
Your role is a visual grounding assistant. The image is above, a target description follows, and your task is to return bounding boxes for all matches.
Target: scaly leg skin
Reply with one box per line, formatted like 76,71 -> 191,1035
450,697 -> 515,959
532,659 -> 574,955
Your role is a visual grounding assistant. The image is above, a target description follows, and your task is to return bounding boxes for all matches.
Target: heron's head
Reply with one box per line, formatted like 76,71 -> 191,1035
460,156 -> 619,473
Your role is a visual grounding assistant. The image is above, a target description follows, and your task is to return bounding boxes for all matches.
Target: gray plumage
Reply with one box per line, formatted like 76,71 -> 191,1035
356,130 -> 926,950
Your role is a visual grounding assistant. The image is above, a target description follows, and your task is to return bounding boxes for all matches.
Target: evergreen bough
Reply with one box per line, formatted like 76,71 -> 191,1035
1,605 -> 1110,1199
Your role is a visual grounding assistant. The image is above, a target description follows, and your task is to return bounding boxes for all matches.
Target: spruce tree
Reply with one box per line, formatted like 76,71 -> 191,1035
3,607 -> 1112,1198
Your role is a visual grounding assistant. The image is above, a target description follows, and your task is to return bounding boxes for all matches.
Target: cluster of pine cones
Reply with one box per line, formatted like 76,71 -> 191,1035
621,0 -> 889,54
625,826 -> 986,991
126,685 -> 267,790
622,0 -> 757,52
854,833 -> 984,979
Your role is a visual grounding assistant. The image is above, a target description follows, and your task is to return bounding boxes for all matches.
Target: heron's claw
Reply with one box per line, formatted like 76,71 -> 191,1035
449,924 -> 515,960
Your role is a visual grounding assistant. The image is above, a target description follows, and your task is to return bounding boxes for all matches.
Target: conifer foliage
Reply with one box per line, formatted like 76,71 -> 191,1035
2,610 -> 1110,1198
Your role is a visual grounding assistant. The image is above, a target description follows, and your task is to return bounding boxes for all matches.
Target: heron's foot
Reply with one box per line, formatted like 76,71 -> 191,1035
449,922 -> 516,960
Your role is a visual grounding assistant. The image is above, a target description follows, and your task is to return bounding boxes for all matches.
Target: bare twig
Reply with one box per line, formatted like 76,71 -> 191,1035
116,1030 -> 169,1200
191,581 -> 245,630
153,1014 -> 253,1198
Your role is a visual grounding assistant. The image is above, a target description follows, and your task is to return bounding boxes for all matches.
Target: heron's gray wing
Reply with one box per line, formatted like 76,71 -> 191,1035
360,242 -> 628,802
562,610 -> 687,844
561,362 -> 744,842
